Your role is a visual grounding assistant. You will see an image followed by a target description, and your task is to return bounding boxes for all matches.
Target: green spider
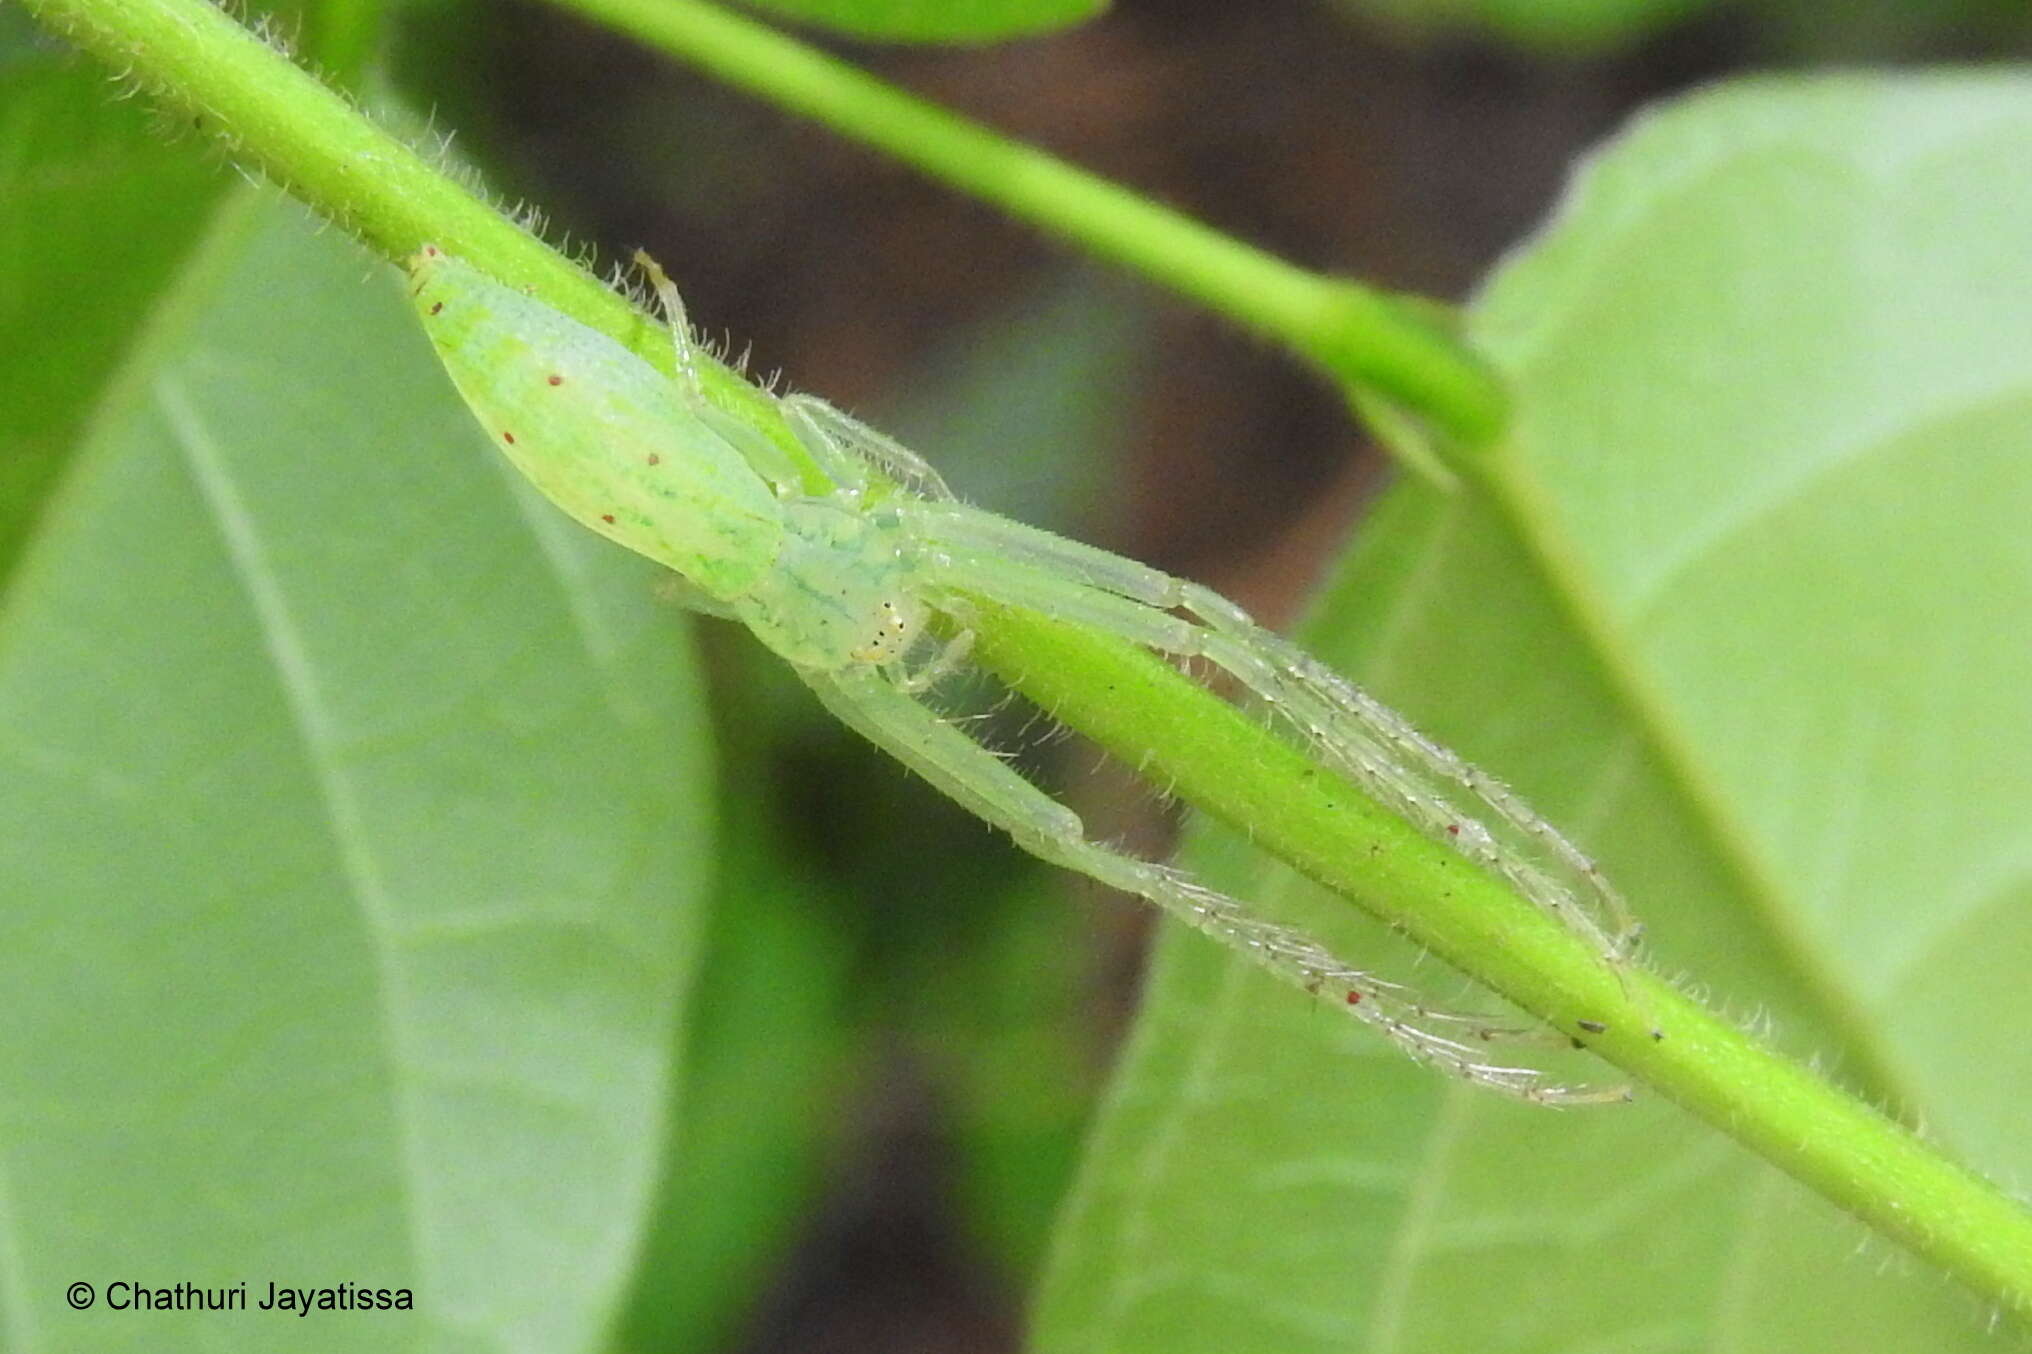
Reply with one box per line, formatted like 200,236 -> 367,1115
407,244 -> 1638,1105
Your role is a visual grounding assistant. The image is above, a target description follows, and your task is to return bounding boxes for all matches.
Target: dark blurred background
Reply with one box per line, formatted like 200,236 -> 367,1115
387,2 -> 2031,1349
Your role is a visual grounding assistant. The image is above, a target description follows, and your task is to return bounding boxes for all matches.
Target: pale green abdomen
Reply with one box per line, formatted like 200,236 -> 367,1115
411,254 -> 784,599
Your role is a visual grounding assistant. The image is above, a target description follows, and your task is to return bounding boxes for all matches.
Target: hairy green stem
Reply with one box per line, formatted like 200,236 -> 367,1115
17,0 -> 819,482
18,0 -> 2032,1322
549,0 -> 1508,450
971,605 -> 2032,1322
1467,446 -> 1917,1111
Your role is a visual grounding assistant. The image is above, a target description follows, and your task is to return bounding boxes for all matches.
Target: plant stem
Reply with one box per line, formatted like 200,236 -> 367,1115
969,603 -> 2032,1323
549,0 -> 1508,450
18,0 -> 2032,1321
15,0 -> 818,482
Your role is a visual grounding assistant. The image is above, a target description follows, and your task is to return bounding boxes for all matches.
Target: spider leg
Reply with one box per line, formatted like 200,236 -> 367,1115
896,627 -> 975,695
899,501 -> 1644,972
651,572 -> 737,618
776,399 -> 870,500
695,401 -> 826,500
631,249 -> 702,389
630,251 -> 817,498
780,395 -> 958,502
1186,595 -> 1648,966
799,662 -> 1628,1105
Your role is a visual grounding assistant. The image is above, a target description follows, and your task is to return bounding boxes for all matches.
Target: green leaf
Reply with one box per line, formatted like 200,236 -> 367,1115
0,191 -> 715,1352
733,0 -> 1104,44
925,872 -> 1104,1283
619,799 -> 852,1354
0,25 -> 222,579
1035,72 -> 2032,1351
875,268 -> 1149,530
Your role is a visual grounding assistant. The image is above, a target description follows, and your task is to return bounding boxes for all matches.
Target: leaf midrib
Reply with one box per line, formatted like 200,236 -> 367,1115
1472,447 -> 1915,1111
156,367 -> 436,1284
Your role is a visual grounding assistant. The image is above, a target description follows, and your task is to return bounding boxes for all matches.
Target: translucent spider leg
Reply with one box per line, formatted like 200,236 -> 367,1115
801,663 -> 1630,1106
633,260 -> 949,507
896,628 -> 975,695
768,396 -> 1639,970
633,249 -> 704,388
780,395 -> 957,502
1186,600 -> 1647,964
887,498 -> 1643,973
632,249 -> 813,497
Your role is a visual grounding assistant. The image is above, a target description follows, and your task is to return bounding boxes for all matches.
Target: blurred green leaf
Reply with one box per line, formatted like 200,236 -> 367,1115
733,0 -> 1104,44
876,268 -> 1150,533
1756,0 -> 2032,62
0,26 -> 222,579
1036,72 -> 2032,1351
0,191 -> 714,1352
620,798 -> 853,1354
919,871 -> 1105,1283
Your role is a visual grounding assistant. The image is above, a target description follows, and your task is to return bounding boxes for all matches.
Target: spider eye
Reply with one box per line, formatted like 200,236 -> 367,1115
850,599 -> 918,663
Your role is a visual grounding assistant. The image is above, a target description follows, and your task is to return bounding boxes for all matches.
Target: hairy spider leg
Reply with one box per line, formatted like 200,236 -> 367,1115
633,249 -> 813,498
802,664 -> 1630,1106
650,572 -> 738,619
635,254 -> 952,510
896,628 -> 976,696
616,267 -> 1639,1077
633,248 -> 702,388
892,498 -> 1643,972
781,395 -> 957,502
1189,600 -> 1647,963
